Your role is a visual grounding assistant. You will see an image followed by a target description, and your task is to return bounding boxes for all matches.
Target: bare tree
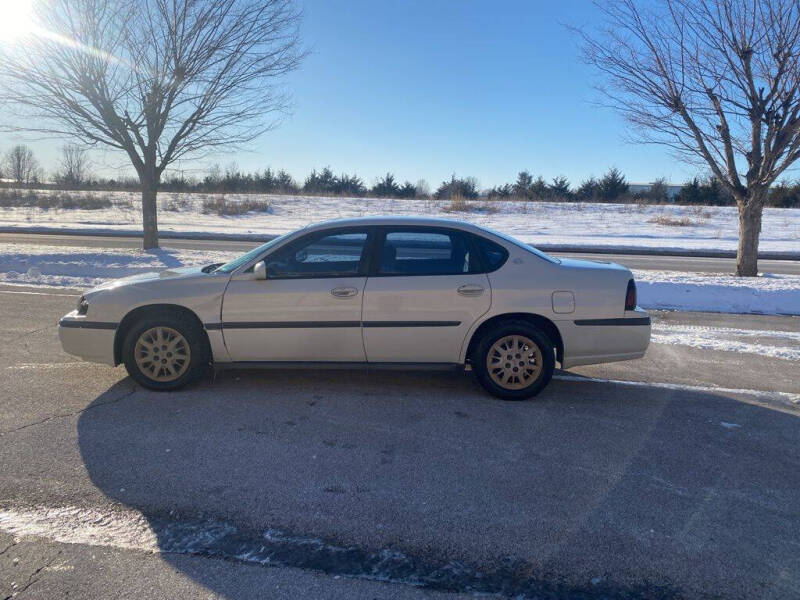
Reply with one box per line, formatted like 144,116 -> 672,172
580,0 -> 800,276
4,144 -> 40,185
57,144 -> 92,186
0,0 -> 303,248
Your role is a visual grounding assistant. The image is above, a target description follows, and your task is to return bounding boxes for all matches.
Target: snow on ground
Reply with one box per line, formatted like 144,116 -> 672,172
635,270 -> 800,315
1,189 -> 798,254
650,322 -> 800,361
0,241 -> 798,316
0,242 -> 236,289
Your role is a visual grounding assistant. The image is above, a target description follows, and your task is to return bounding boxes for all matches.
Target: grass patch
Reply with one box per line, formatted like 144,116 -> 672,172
0,188 -> 113,210
441,195 -> 499,214
442,195 -> 470,212
201,195 -> 271,216
648,215 -> 695,227
161,194 -> 193,212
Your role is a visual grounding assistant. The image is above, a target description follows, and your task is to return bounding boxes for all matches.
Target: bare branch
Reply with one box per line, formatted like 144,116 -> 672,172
0,0 -> 304,248
578,0 -> 800,276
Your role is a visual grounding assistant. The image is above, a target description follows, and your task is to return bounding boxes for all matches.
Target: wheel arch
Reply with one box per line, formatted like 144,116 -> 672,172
464,312 -> 564,366
113,303 -> 210,366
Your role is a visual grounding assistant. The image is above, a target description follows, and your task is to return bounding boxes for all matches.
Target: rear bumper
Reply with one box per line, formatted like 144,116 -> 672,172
560,309 -> 651,369
58,311 -> 117,365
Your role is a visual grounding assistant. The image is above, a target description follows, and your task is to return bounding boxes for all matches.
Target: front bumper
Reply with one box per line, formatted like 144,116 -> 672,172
58,310 -> 117,365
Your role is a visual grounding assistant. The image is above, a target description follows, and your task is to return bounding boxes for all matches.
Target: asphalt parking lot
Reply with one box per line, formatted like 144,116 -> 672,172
1,284 -> 799,599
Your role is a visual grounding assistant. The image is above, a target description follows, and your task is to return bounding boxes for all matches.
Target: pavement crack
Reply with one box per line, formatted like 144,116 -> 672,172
0,385 -> 137,436
12,550 -> 61,598
0,540 -> 18,556
0,324 -> 56,344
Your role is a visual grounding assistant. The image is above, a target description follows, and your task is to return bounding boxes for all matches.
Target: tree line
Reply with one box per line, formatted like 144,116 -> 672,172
2,144 -> 799,208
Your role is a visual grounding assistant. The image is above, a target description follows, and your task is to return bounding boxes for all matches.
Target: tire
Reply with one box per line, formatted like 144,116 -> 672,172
122,310 -> 209,391
472,320 -> 555,400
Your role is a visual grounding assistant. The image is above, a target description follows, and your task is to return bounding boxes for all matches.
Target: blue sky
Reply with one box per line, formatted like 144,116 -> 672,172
2,0 -> 703,188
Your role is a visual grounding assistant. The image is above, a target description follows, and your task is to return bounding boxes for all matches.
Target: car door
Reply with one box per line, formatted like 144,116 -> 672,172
362,227 -> 491,363
221,228 -> 371,362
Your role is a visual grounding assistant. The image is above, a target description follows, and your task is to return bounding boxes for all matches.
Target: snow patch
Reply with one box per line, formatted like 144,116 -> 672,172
0,242 -> 236,288
636,270 -> 800,315
0,505 -> 159,551
651,322 -> 800,360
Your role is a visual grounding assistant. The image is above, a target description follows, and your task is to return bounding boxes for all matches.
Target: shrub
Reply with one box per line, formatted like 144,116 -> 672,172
201,195 -> 271,216
487,184 -> 512,199
676,177 -> 733,206
434,175 -> 479,200
767,180 -> 800,208
648,215 -> 694,226
161,194 -> 192,211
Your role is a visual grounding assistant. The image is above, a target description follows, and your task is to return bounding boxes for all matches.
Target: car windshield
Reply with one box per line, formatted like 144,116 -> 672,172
214,233 -> 292,273
479,226 -> 561,264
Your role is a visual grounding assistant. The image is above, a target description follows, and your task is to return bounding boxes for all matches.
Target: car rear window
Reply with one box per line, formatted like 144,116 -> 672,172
377,230 -> 477,276
472,235 -> 509,272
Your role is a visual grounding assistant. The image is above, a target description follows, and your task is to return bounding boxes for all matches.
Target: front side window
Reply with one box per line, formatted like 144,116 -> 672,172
265,230 -> 368,279
215,233 -> 292,273
377,229 -> 477,276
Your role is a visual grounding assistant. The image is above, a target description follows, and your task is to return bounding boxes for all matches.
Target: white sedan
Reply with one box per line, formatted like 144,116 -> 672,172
59,217 -> 650,399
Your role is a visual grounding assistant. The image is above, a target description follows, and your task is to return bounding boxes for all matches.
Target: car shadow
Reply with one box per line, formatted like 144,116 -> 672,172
77,369 -> 800,599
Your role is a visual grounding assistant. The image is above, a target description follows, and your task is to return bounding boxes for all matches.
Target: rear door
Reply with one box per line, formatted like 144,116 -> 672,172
361,227 -> 491,363
221,228 -> 371,362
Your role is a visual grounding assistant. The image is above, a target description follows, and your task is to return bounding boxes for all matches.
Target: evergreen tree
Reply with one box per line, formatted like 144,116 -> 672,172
371,172 -> 401,197
598,168 -> 628,201
548,176 -> 571,199
513,171 -> 533,198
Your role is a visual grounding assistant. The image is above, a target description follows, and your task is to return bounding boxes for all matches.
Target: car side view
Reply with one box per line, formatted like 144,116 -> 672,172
58,217 -> 651,399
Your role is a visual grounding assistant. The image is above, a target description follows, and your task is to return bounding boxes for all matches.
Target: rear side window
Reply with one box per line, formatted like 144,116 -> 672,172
472,235 -> 509,272
377,230 -> 478,276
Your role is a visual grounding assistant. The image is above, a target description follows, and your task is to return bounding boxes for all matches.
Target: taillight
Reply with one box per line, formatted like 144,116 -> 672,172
625,279 -> 637,311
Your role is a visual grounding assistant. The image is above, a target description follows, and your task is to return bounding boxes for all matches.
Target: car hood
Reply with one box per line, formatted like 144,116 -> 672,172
85,265 -> 209,294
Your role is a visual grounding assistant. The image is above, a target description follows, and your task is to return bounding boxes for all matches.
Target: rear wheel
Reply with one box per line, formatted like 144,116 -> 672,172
472,321 -> 555,400
122,312 -> 208,391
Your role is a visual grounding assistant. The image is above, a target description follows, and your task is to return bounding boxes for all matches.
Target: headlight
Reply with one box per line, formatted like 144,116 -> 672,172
77,296 -> 89,315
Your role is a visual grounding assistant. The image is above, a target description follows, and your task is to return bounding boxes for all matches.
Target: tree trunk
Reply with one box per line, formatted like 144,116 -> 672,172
735,196 -> 763,277
140,176 -> 159,250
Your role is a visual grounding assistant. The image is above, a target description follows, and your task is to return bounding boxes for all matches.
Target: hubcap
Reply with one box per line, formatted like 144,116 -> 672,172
486,335 -> 542,390
134,327 -> 191,382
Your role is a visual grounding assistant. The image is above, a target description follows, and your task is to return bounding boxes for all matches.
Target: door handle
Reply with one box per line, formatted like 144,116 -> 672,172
331,287 -> 358,298
457,284 -> 485,297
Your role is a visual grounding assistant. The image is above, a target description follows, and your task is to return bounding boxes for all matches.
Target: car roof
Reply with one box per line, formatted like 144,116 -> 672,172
303,216 -> 485,232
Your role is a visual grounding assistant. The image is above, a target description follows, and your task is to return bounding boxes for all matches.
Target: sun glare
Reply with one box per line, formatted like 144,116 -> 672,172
0,0 -> 37,42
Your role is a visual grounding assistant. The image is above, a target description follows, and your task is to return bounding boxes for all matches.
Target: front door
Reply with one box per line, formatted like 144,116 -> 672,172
362,228 -> 491,363
221,229 -> 370,362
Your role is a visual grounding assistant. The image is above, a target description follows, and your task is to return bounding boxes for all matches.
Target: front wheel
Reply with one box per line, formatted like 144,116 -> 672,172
122,313 -> 208,391
472,321 -> 555,400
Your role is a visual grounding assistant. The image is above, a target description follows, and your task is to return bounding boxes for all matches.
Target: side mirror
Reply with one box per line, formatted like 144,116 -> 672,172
253,261 -> 267,280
